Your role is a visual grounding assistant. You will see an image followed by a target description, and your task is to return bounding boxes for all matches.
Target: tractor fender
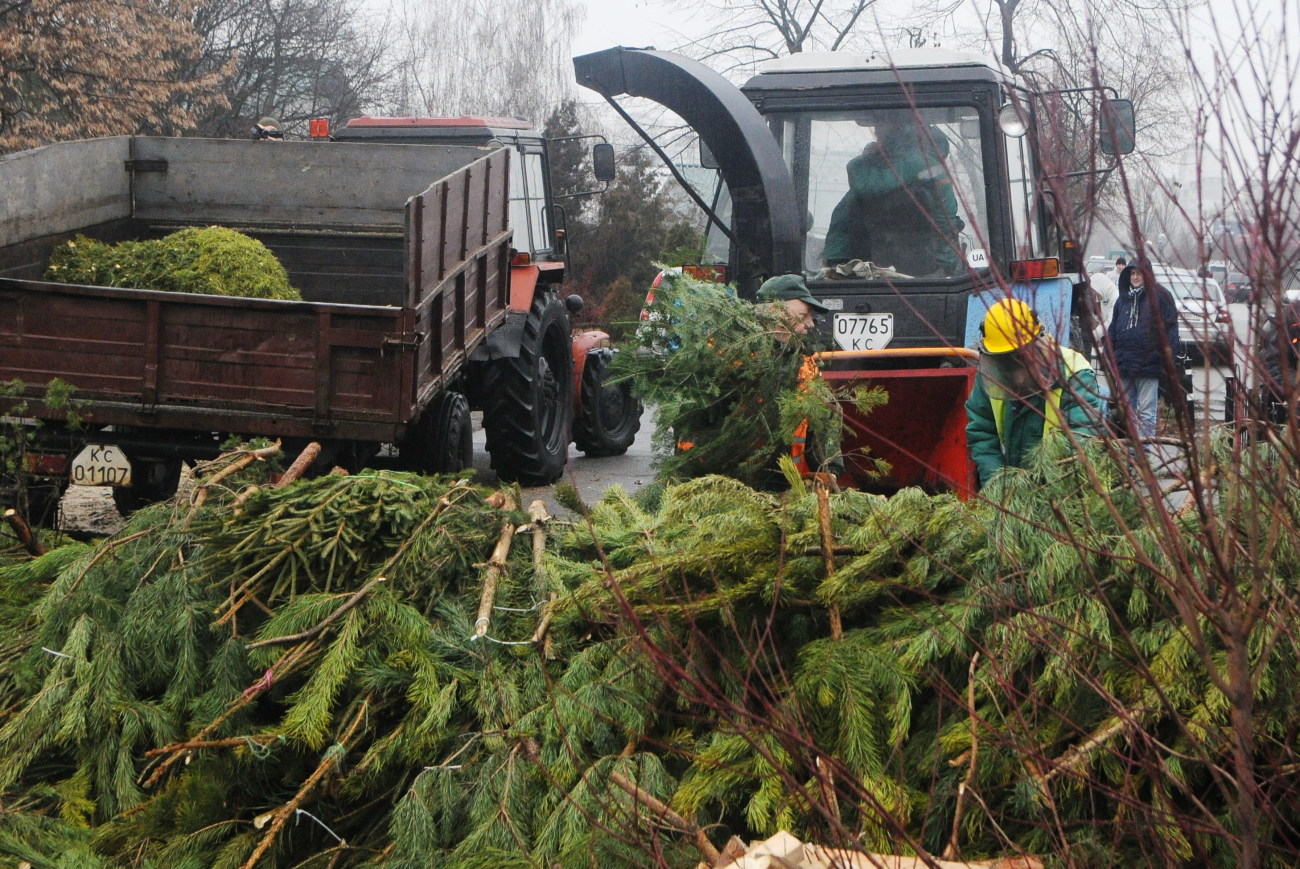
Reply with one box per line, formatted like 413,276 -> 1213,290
571,330 -> 613,416
475,261 -> 569,361
508,261 -> 565,313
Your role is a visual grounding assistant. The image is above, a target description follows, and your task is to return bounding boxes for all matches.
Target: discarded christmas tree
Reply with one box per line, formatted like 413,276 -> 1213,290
0,429 -> 1298,866
614,272 -> 882,488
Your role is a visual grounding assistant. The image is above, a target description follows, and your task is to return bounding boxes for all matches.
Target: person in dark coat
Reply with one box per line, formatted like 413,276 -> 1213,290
1106,258 -> 1181,441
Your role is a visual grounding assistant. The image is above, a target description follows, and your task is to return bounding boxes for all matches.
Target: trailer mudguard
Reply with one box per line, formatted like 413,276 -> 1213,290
573,47 -> 804,291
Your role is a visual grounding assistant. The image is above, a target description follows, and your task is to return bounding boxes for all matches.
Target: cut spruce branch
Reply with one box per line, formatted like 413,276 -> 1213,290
186,440 -> 282,520
272,441 -> 321,487
943,652 -> 981,861
474,491 -> 518,640
4,508 -> 46,556
815,477 -> 843,640
610,771 -> 720,866
528,499 -> 559,653
238,698 -> 369,869
141,641 -> 318,788
245,575 -> 387,650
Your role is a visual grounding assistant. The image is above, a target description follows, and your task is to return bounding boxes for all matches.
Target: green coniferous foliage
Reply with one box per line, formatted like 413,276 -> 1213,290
0,432 -> 1299,866
45,227 -> 300,300
614,271 -> 855,487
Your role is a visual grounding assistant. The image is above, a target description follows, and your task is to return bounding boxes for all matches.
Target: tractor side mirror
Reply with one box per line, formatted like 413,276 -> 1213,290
1100,99 -> 1136,156
592,143 -> 616,181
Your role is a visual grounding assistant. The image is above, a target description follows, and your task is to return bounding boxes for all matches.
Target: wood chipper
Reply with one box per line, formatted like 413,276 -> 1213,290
575,46 -> 1134,495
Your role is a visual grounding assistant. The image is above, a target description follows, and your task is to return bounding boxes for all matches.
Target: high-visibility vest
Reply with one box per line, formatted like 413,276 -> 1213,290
988,346 -> 1089,444
791,356 -> 821,474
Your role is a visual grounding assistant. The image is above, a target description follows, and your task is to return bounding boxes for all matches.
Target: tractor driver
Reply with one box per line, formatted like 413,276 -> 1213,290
965,298 -> 1106,489
823,114 -> 964,278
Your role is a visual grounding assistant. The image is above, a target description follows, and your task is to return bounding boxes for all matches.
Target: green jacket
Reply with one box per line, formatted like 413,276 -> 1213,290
823,129 -> 963,276
965,347 -> 1105,488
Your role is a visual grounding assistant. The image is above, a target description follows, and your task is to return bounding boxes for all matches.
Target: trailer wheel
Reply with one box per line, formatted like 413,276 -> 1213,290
573,348 -> 642,457
482,293 -> 573,484
406,391 -> 473,475
112,458 -> 181,516
19,481 -> 66,528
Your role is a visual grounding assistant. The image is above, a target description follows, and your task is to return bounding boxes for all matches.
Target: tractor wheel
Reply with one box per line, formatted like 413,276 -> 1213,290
112,457 -> 181,516
573,348 -> 642,457
405,391 -> 473,475
482,293 -> 573,485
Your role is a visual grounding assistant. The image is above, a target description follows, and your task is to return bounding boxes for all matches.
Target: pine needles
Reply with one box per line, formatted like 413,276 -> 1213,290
615,272 -> 845,487
1,433 -> 1299,866
45,227 -> 300,300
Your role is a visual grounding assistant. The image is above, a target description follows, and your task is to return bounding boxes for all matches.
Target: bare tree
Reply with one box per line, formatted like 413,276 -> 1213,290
384,0 -> 583,125
663,0 -> 879,75
0,0 -> 227,152
184,0 -> 394,138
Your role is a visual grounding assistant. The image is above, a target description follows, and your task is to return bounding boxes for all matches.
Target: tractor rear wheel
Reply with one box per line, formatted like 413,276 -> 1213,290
482,293 -> 573,484
573,348 -> 642,457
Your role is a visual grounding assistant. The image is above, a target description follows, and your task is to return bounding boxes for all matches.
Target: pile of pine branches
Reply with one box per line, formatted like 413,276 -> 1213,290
1,433 -> 1299,867
45,227 -> 300,300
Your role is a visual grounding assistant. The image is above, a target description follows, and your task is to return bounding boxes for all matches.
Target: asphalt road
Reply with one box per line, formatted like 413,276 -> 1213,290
471,411 -> 660,518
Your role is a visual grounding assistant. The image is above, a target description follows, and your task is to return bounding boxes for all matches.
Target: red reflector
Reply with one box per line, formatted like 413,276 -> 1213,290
23,454 -> 67,475
1010,258 -> 1061,281
682,264 -> 727,283
309,118 -> 330,138
511,252 -> 532,266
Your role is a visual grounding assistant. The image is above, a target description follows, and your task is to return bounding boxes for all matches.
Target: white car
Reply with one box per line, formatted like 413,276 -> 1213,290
1152,264 -> 1232,360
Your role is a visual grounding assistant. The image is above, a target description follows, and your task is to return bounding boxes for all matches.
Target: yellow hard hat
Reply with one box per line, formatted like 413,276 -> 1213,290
980,298 -> 1043,354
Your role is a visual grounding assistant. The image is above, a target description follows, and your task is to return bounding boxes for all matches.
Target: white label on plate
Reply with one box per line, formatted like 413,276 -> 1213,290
70,444 -> 133,487
833,313 -> 895,351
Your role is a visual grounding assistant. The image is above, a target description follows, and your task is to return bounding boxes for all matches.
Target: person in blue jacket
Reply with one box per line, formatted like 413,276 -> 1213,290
966,298 -> 1106,489
1106,258 -> 1181,441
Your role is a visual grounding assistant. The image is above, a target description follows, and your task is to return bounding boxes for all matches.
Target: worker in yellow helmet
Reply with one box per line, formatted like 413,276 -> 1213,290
965,298 -> 1106,489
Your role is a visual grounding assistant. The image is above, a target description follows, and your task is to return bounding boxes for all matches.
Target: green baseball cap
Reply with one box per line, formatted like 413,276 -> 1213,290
756,274 -> 830,313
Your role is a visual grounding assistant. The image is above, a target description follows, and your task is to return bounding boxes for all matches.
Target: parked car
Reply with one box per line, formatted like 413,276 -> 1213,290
1086,255 -> 1111,275
1152,264 -> 1233,360
1224,271 -> 1253,303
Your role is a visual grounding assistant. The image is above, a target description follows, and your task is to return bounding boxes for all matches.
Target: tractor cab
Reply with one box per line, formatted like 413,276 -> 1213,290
576,46 -> 1132,495
333,116 -> 564,263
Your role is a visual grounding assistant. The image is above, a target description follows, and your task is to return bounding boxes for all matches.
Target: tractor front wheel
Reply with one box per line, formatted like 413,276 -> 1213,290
482,293 -> 573,485
573,348 -> 642,457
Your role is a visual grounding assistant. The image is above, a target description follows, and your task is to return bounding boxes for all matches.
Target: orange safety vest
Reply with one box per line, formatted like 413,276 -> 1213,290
790,356 -> 821,474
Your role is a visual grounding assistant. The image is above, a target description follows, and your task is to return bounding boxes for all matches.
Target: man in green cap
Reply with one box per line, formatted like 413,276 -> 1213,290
754,274 -> 842,477
755,273 -> 831,343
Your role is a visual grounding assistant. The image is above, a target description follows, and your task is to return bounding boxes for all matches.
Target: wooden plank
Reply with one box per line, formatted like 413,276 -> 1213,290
0,280 -> 408,432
